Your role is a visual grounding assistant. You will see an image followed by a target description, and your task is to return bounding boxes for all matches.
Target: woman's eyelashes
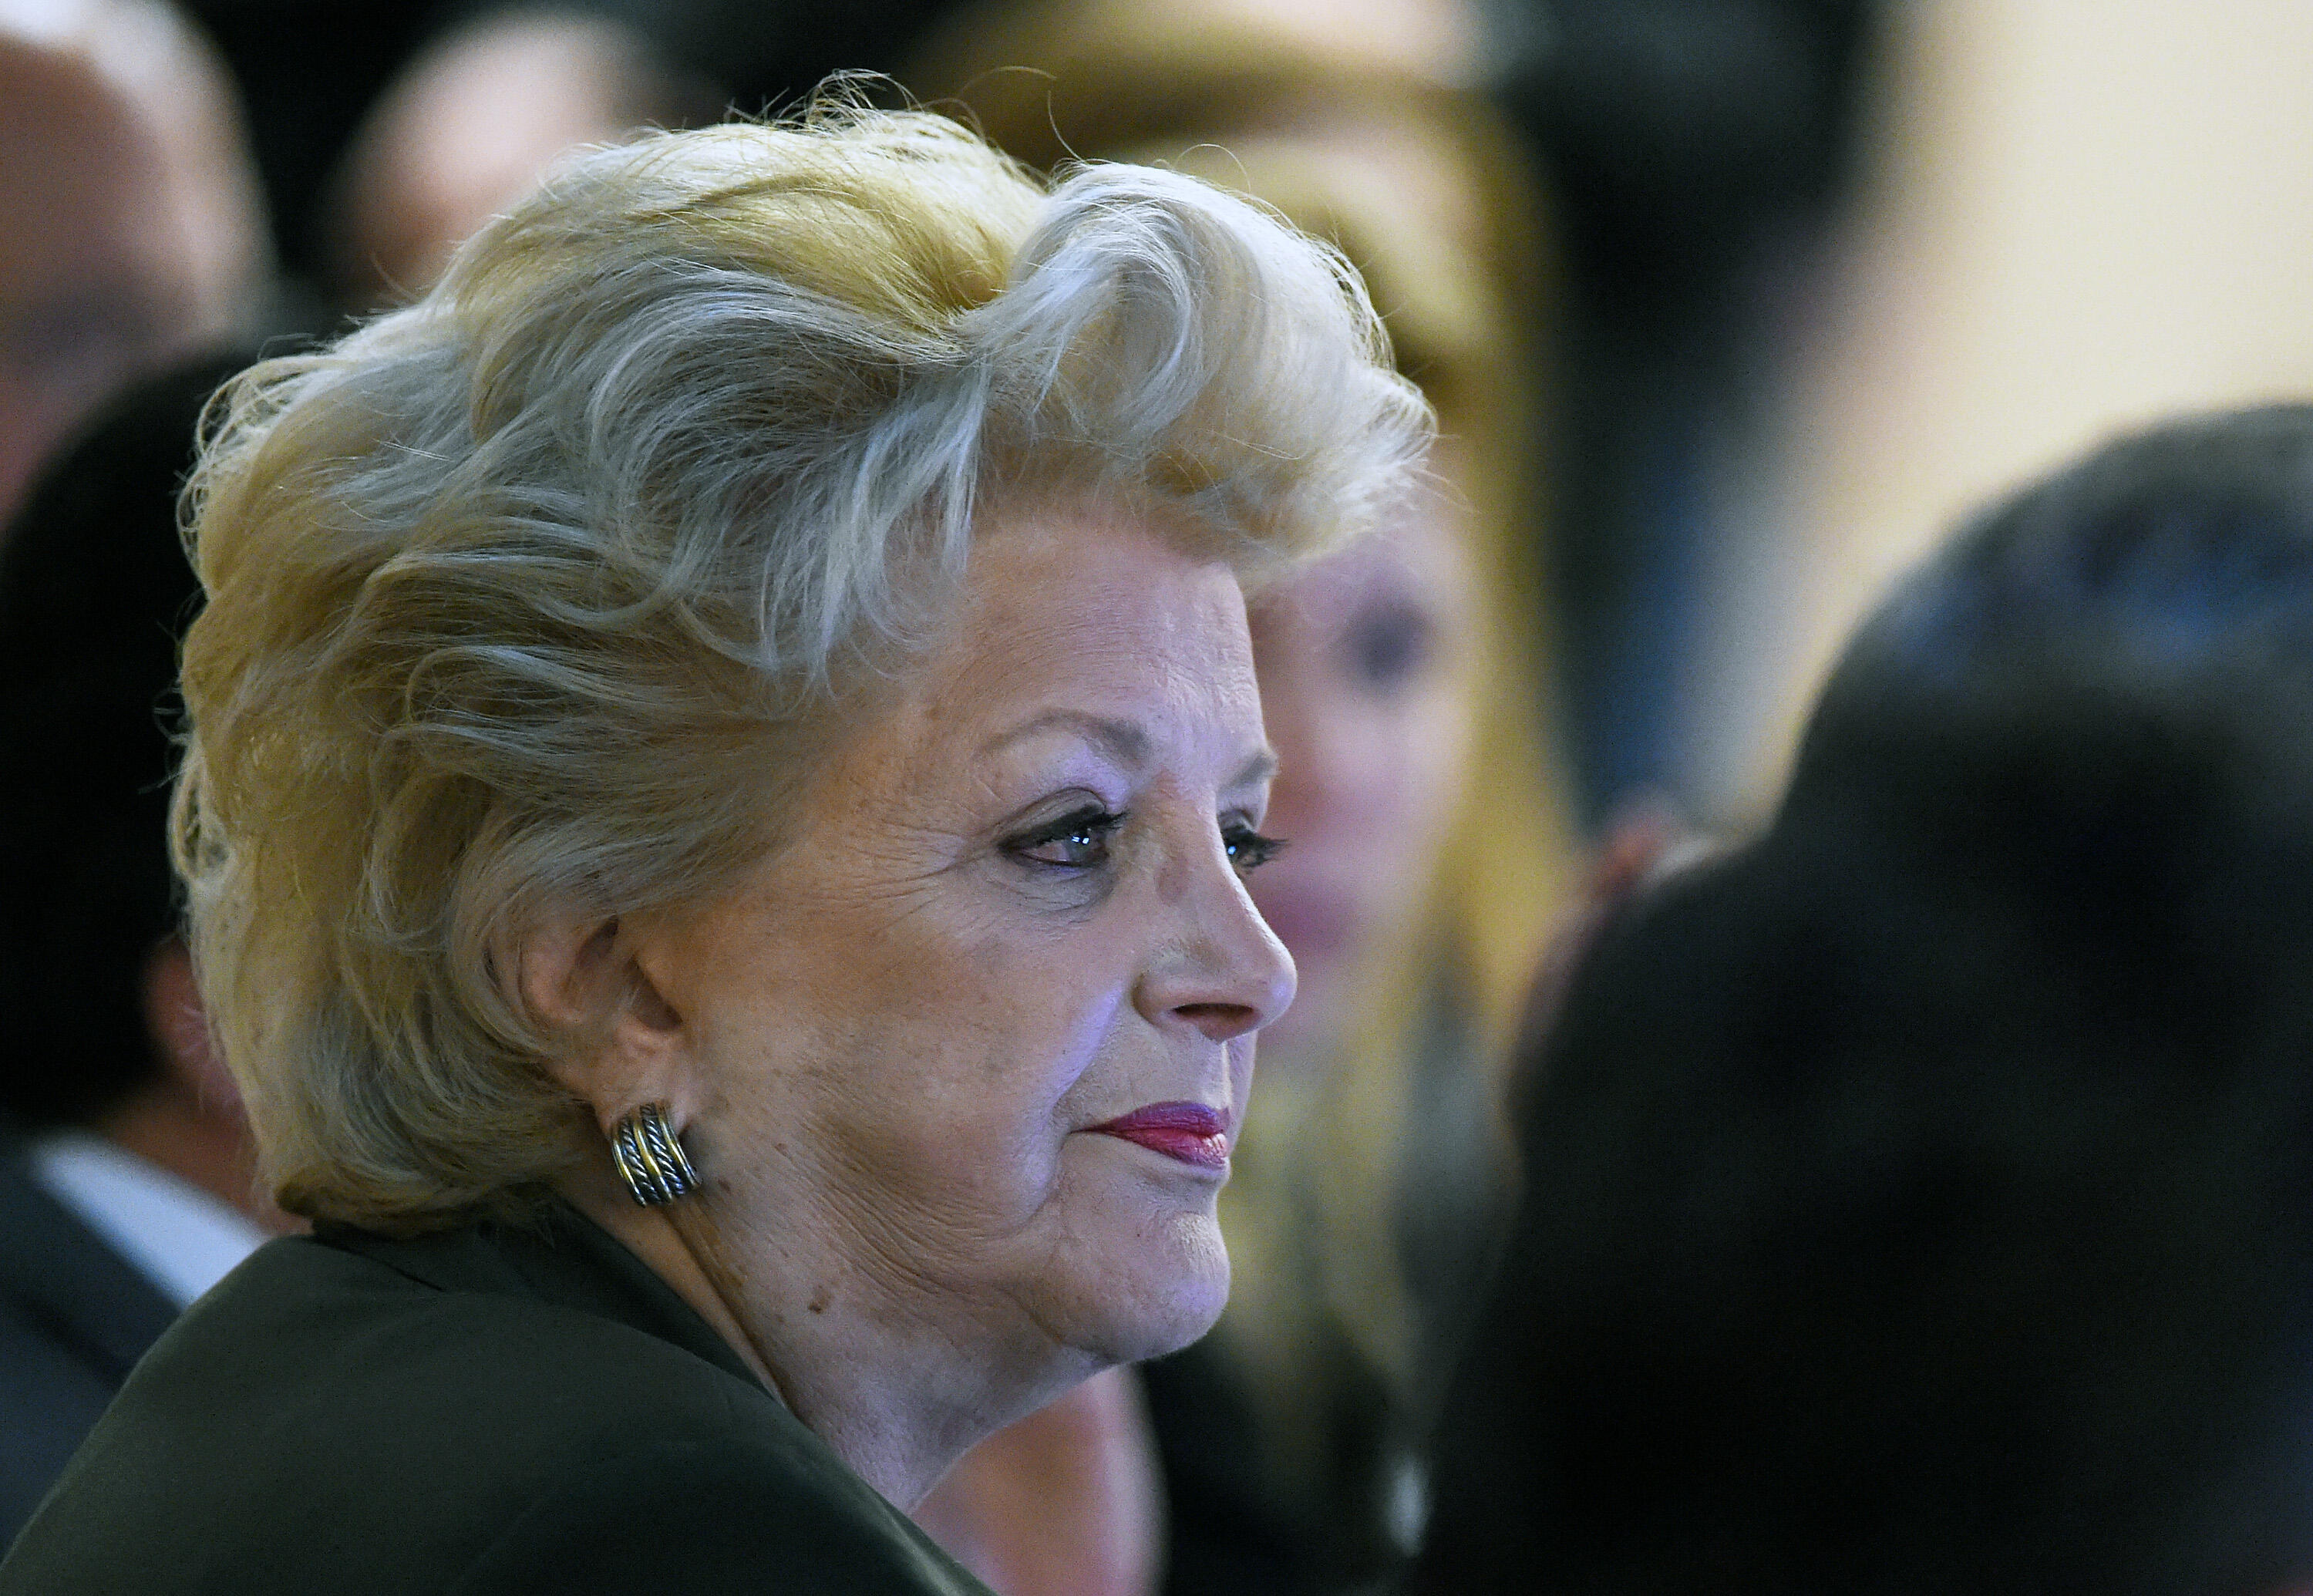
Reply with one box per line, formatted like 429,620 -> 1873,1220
1223,822 -> 1286,874
1005,803 -> 1126,869
1000,803 -> 1286,877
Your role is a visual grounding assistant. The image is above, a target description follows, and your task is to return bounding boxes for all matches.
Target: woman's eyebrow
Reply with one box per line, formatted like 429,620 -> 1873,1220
978,710 -> 1153,769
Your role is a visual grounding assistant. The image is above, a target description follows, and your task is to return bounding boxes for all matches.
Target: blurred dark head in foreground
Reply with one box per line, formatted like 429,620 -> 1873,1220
1418,406 -> 2313,1596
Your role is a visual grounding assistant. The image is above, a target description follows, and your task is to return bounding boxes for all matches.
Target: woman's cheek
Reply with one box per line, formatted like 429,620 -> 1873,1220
1382,675 -> 1479,835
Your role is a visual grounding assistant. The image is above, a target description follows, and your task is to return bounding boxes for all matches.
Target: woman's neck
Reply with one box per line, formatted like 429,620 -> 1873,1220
554,1159 -> 1089,1508
759,1298 -> 1103,1510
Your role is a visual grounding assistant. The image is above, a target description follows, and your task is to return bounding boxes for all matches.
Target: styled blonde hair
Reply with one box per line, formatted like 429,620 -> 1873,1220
173,104 -> 1429,1231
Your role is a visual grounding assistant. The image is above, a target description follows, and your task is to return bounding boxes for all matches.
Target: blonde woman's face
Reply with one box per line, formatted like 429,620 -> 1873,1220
1246,472 -> 1481,1066
645,503 -> 1292,1377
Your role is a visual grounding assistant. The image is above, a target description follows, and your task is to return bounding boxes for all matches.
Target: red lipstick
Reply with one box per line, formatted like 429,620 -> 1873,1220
1086,1102 -> 1231,1170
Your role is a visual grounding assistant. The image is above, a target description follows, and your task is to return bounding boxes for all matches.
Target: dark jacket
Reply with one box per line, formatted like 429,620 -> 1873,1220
0,1137 -> 178,1544
0,1198 -> 992,1594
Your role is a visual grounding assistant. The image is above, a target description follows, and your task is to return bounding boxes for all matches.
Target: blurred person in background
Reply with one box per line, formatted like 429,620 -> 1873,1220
322,6 -> 717,308
1481,0 -> 1882,826
0,354 -> 288,1544
1418,406 -> 2313,1596
0,0 -> 266,521
920,10 -> 1576,1591
167,0 -> 969,320
291,2 -> 968,315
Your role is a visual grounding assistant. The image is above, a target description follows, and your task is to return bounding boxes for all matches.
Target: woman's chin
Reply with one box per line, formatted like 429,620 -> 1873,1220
1047,1211 -> 1232,1365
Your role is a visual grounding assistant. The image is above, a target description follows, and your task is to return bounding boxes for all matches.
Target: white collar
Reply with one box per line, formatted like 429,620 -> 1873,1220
27,1130 -> 268,1309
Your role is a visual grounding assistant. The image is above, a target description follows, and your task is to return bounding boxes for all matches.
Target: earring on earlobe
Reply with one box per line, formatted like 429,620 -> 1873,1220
608,1102 -> 699,1207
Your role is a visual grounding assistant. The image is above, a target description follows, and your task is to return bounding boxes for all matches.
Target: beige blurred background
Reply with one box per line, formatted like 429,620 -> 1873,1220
1692,0 -> 2313,820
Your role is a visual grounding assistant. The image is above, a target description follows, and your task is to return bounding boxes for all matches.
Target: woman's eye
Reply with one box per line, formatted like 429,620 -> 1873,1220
1006,806 -> 1126,868
1223,824 -> 1287,874
1347,598 -> 1435,693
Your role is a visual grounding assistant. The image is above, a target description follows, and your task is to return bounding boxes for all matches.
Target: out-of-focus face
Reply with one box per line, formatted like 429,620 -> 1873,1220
0,42 -> 200,520
645,502 -> 1293,1375
1246,467 -> 1480,1066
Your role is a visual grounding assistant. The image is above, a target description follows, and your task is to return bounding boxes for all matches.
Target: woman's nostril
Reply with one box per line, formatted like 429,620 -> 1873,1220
1174,1001 -> 1260,1039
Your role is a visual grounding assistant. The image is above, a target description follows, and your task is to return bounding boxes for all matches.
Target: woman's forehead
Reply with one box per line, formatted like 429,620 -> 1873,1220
853,510 -> 1268,782
958,507 -> 1252,675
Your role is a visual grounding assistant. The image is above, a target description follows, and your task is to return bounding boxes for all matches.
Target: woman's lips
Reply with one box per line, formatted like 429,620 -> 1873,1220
1086,1102 -> 1231,1170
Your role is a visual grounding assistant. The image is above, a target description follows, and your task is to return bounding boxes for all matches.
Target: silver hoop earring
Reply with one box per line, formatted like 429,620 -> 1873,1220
608,1103 -> 699,1207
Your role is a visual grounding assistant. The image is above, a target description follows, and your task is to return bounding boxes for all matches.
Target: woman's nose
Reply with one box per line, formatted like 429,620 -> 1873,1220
1134,844 -> 1297,1044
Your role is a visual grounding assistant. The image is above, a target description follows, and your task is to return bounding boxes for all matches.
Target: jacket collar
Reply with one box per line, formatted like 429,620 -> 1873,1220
313,1195 -> 766,1394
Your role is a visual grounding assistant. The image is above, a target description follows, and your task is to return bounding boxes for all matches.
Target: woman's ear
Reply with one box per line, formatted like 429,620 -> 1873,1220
513,907 -> 688,1129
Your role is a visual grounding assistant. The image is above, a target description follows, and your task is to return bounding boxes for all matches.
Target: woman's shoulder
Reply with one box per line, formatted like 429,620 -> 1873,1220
0,1217 -> 988,1594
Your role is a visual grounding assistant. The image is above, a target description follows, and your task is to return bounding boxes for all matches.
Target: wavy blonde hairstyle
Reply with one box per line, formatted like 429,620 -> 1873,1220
173,105 -> 1429,1231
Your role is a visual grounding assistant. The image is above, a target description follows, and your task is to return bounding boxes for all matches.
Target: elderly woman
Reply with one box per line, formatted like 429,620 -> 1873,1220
0,108 -> 1424,1592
